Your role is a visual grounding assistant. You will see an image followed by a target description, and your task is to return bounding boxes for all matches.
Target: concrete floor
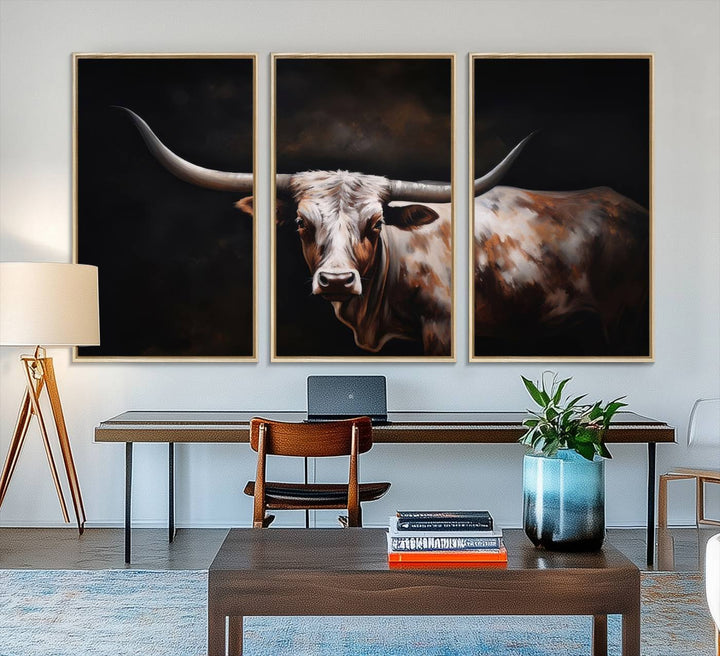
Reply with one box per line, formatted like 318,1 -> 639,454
0,526 -> 716,571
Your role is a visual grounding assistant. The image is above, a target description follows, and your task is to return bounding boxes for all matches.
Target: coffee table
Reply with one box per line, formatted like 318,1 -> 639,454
208,528 -> 640,656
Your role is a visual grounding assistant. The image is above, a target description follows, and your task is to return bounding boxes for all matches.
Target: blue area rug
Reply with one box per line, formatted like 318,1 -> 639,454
0,569 -> 714,655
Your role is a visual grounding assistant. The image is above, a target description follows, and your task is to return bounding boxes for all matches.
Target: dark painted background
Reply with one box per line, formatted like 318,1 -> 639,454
473,57 -> 650,206
274,57 -> 452,358
472,57 -> 651,358
76,57 -> 254,358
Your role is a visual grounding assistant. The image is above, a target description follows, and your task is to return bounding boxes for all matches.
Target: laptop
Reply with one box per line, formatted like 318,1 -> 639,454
306,375 -> 388,425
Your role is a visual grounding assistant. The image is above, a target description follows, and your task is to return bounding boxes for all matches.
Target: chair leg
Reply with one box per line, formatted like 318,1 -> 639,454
347,504 -> 362,527
658,474 -> 669,528
697,477 -> 704,527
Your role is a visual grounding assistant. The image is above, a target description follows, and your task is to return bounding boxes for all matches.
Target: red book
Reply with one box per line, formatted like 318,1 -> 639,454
388,545 -> 507,564
389,560 -> 507,570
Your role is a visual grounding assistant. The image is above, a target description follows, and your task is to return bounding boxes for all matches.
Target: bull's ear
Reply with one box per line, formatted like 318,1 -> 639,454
235,196 -> 297,226
383,204 -> 439,229
234,196 -> 254,216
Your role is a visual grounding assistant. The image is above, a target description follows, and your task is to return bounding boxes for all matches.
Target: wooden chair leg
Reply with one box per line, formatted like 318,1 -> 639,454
697,476 -> 704,527
658,474 -> 669,528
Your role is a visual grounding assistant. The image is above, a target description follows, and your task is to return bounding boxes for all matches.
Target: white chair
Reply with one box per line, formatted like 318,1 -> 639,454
707,533 -> 720,656
659,398 -> 720,527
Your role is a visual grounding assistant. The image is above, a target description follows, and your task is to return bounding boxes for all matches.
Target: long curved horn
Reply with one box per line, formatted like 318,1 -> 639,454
275,173 -> 293,195
474,132 -> 535,197
115,107 -> 254,193
386,178 -> 453,203
385,132 -> 535,202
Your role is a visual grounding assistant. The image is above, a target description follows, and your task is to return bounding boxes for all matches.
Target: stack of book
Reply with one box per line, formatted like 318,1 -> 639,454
387,510 -> 507,567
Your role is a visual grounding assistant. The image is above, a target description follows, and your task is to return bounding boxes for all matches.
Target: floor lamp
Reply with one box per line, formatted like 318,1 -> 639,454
0,262 -> 99,533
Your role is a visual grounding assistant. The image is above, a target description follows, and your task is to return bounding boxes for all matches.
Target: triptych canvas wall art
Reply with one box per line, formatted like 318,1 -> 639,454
73,53 -> 652,363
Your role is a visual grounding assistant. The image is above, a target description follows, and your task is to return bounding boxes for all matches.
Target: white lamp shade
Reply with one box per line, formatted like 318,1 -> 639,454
0,262 -> 100,346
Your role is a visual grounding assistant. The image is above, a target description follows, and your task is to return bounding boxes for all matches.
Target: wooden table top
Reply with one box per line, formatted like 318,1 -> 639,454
95,410 -> 675,444
209,528 -> 636,574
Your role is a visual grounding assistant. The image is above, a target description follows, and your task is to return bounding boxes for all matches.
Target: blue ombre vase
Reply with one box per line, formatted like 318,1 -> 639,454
523,449 -> 606,551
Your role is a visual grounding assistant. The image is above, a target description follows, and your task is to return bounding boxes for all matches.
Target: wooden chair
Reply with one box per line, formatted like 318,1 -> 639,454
658,398 -> 720,529
243,417 -> 390,528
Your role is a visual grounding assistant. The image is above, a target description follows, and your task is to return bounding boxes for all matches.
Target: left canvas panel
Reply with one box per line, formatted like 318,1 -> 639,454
74,54 -> 256,360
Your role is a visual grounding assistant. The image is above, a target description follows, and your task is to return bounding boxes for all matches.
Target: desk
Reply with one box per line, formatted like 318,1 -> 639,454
94,411 -> 674,564
207,527 -> 641,656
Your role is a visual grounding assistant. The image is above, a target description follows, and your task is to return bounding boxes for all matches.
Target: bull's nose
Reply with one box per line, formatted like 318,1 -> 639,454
315,270 -> 360,299
318,271 -> 356,289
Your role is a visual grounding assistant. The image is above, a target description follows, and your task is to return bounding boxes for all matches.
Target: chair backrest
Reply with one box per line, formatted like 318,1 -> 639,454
249,417 -> 373,457
687,398 -> 720,447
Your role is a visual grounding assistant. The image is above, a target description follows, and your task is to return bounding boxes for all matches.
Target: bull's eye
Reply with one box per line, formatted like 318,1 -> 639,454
295,216 -> 306,230
373,219 -> 384,233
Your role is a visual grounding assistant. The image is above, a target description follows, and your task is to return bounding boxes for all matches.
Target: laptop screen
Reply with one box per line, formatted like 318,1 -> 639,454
306,375 -> 387,422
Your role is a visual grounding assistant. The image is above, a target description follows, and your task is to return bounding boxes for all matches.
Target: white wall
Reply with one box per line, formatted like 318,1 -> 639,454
1,0 -> 718,530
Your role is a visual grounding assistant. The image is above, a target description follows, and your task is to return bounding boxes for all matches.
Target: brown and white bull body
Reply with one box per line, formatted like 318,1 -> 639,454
474,186 -> 648,352
118,107 -> 647,356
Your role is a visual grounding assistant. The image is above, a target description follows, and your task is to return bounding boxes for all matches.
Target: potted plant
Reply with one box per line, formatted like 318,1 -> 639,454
519,372 -> 626,551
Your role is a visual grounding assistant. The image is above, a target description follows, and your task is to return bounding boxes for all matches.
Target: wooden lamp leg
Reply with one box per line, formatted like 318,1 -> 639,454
21,356 -> 71,524
0,390 -> 34,506
0,352 -> 86,534
42,357 -> 86,532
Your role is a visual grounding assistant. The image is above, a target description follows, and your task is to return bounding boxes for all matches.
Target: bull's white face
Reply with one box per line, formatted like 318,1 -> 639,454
290,171 -> 390,301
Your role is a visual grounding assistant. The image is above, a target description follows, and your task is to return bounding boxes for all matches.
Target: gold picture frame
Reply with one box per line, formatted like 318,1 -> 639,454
72,53 -> 258,362
469,53 -> 654,362
271,53 -> 456,362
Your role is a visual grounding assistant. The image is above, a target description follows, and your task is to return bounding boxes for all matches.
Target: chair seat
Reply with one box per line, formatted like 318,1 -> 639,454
243,481 -> 390,508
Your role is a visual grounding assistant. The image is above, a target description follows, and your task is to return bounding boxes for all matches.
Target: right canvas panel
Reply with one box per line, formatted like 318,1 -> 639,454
470,55 -> 652,361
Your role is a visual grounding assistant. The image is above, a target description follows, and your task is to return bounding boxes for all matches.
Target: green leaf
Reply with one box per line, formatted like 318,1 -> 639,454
588,403 -> 603,421
522,376 -> 547,407
575,429 -> 596,443
576,442 -> 595,461
566,394 -> 587,409
602,399 -> 627,426
597,442 -> 613,459
552,377 -> 571,404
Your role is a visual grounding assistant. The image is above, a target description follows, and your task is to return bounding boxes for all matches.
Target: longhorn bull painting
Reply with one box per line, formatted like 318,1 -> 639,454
74,54 -> 256,360
471,55 -> 652,360
272,56 -> 456,359
76,54 -> 651,361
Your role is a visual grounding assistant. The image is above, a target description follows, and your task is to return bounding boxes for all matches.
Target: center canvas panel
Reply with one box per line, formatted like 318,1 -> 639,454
271,55 -> 454,361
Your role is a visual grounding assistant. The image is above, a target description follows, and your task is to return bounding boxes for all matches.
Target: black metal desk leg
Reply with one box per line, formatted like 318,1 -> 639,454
169,443 -> 175,542
647,442 -> 656,566
125,442 -> 133,564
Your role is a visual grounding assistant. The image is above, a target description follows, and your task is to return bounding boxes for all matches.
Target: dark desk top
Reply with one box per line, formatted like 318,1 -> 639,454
95,410 -> 675,444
